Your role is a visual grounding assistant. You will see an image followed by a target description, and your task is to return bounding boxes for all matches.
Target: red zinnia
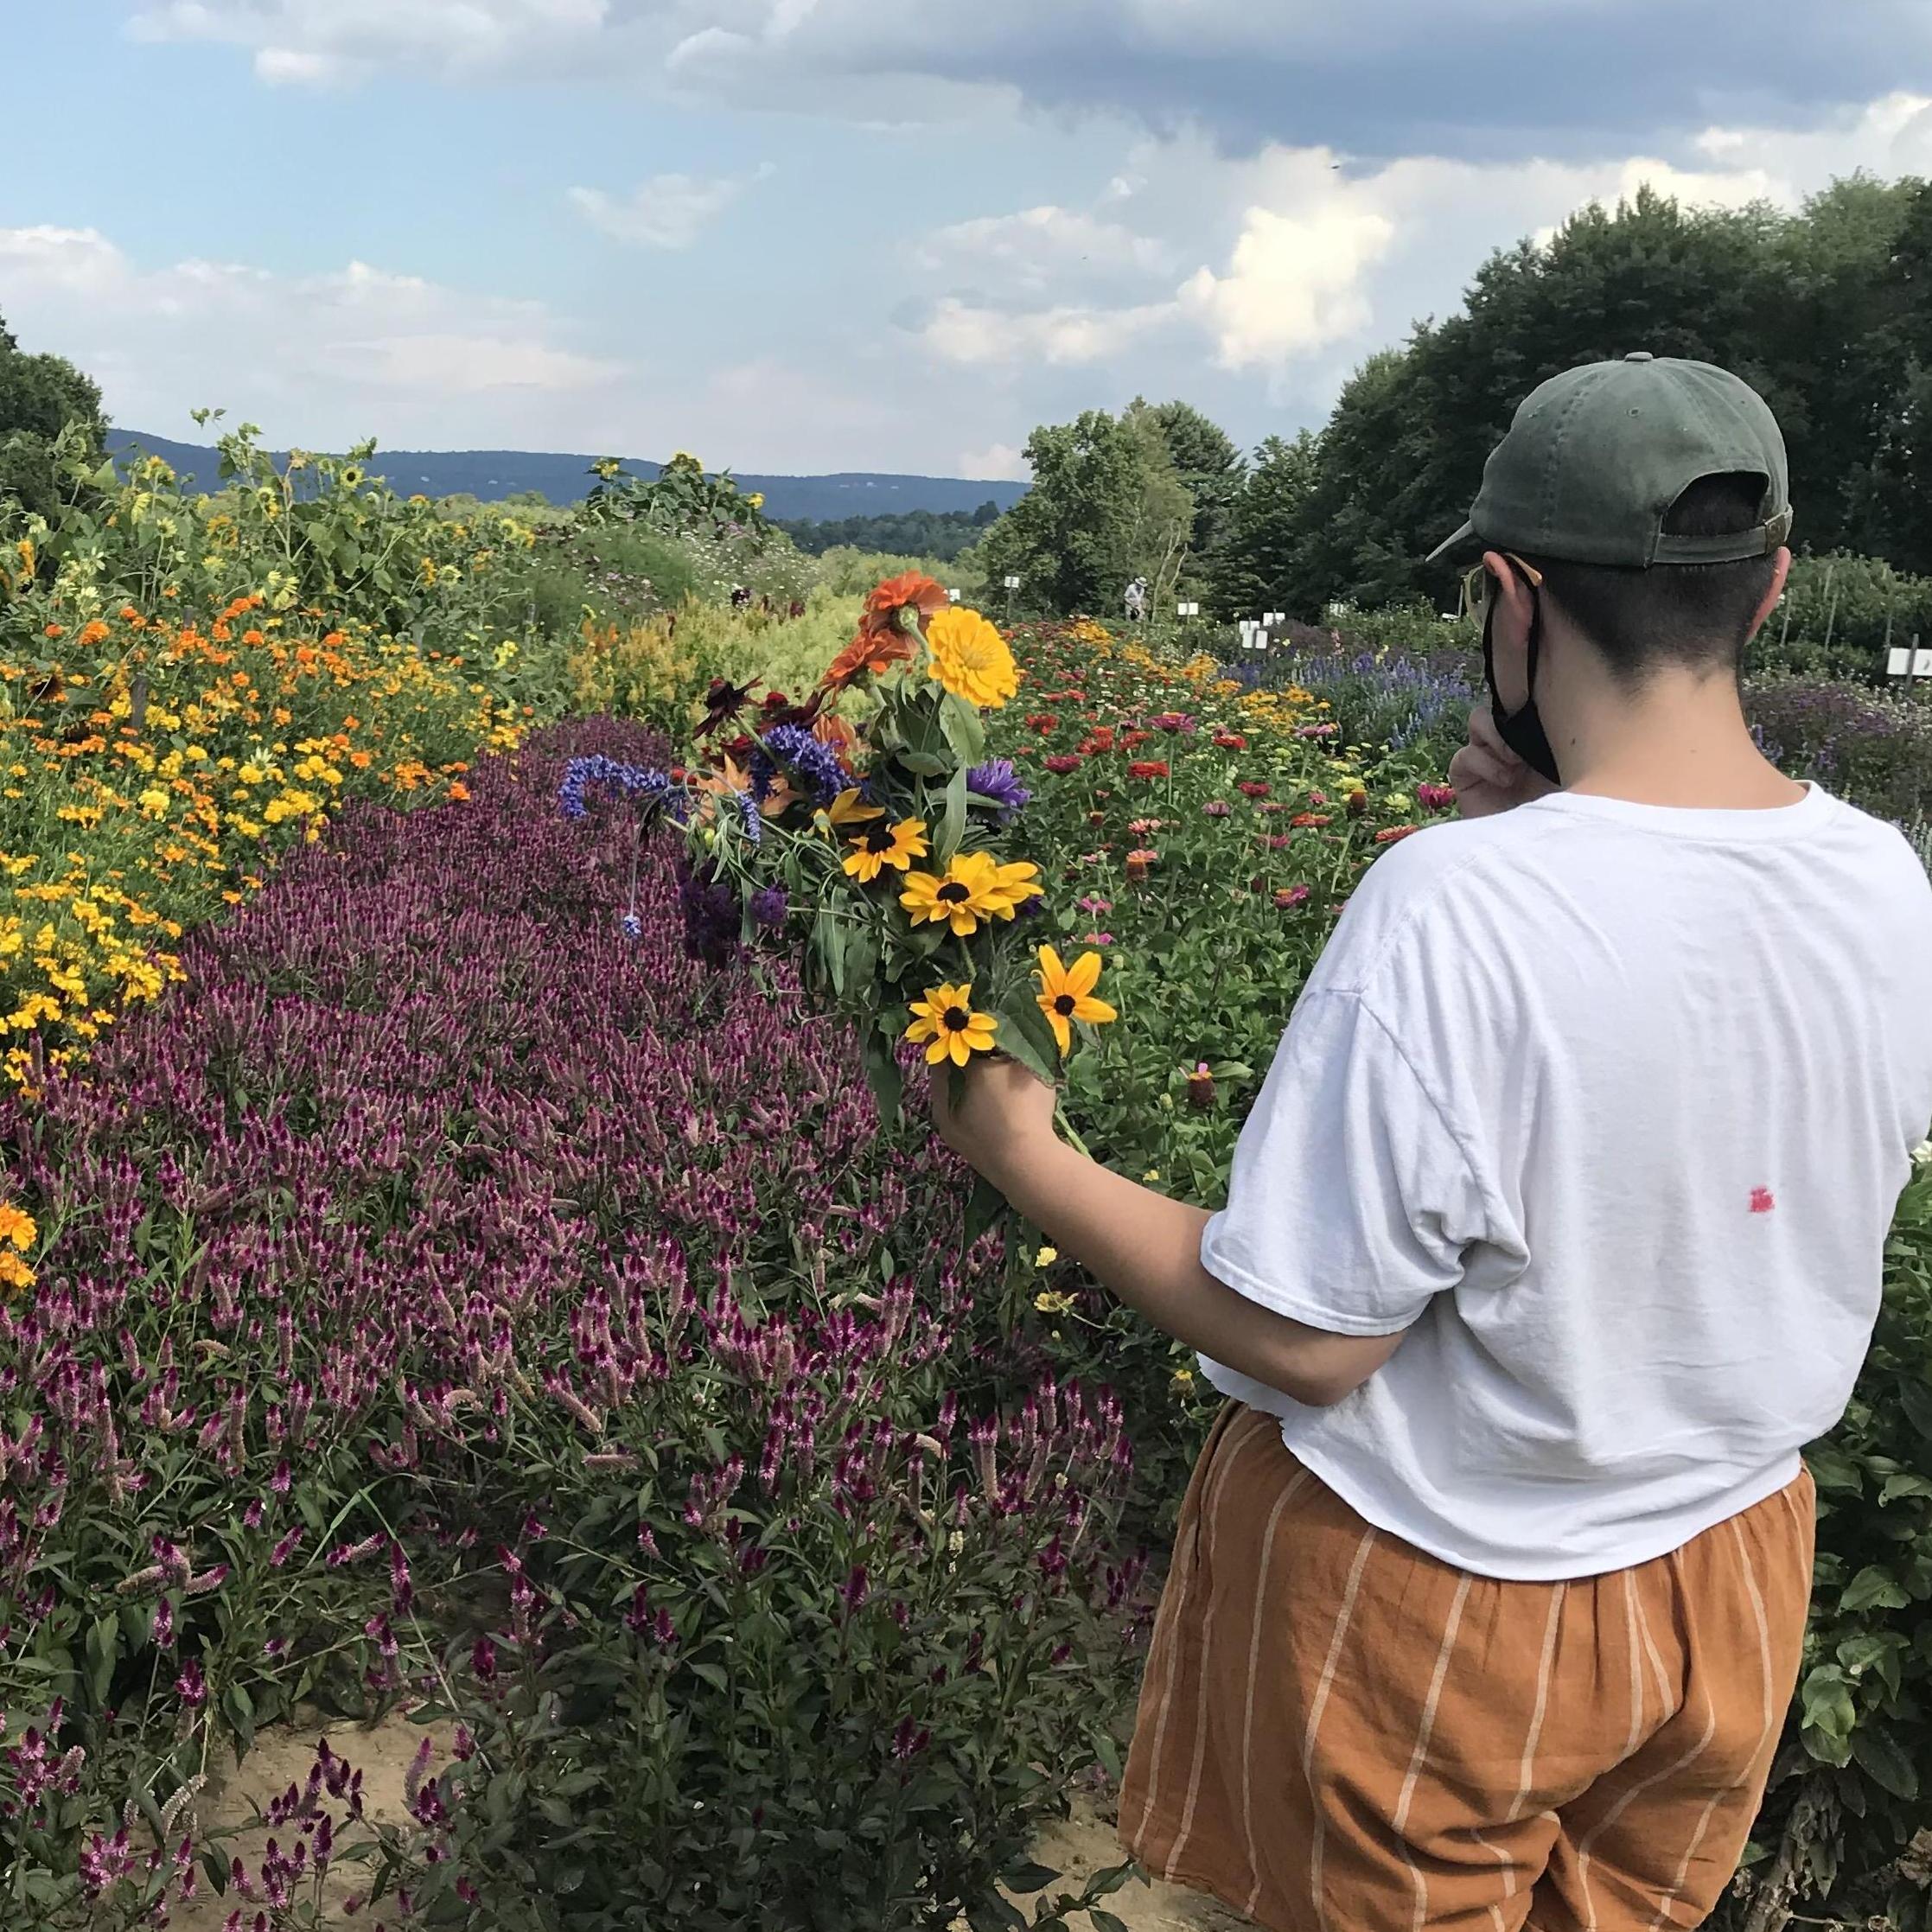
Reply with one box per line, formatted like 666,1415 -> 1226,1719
1213,731 -> 1247,750
1044,754 -> 1081,774
1291,812 -> 1331,828
1374,824 -> 1422,845
1237,781 -> 1271,799
1127,760 -> 1169,781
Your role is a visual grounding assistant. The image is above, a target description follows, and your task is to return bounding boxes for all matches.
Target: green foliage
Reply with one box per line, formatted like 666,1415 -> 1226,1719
814,545 -> 985,601
1206,432 -> 1322,619
1136,399 -> 1245,559
583,450 -> 773,544
1731,1163 -> 1932,1929
780,503 -> 1003,561
0,306 -> 108,529
981,410 -> 1193,617
1234,176 -> 1932,614
1751,552 -> 1932,681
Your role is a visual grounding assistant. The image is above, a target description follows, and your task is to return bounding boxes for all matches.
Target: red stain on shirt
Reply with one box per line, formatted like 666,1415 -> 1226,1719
1750,1187 -> 1776,1215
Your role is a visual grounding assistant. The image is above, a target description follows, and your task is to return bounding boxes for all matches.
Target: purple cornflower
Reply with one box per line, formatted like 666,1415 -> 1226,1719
966,759 -> 1030,822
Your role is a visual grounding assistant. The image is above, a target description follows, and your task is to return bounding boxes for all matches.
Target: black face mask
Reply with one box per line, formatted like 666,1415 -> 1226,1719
1482,589 -> 1562,786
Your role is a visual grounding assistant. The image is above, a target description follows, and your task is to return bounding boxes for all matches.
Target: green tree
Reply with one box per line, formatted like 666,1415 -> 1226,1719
1135,398 -> 1245,560
0,306 -> 108,526
980,408 -> 1191,615
1207,430 -> 1323,618
1266,178 -> 1929,607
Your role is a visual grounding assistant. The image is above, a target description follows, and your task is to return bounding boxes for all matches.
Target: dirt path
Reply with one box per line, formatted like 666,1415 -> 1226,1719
173,1712 -> 1254,1930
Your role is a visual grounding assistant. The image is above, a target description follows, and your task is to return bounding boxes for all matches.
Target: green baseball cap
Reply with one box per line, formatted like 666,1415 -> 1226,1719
1425,352 -> 1794,569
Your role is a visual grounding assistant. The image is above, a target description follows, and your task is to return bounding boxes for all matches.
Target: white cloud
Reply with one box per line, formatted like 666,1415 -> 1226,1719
920,295 -> 1173,368
915,205 -> 1178,304
0,226 -> 625,448
569,167 -> 771,249
959,443 -> 1032,482
1180,198 -> 1396,370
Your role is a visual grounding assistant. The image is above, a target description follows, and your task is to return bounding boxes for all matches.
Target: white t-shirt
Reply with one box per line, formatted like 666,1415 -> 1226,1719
1199,783 -> 1932,1581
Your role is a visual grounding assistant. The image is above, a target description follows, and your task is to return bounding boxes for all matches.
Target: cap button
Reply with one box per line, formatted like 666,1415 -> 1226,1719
1624,350 -> 1655,361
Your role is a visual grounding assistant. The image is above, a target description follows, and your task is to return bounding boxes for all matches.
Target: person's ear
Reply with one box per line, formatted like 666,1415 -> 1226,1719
1746,547 -> 1792,643
1482,550 -> 1536,711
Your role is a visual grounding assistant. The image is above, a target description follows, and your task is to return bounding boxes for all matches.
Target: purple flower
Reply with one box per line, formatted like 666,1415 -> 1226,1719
749,886 -> 788,929
966,759 -> 1031,823
753,724 -> 845,806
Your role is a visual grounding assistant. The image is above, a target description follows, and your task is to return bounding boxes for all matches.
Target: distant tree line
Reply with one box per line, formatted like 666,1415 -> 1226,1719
979,175 -> 1932,633
777,502 -> 1004,561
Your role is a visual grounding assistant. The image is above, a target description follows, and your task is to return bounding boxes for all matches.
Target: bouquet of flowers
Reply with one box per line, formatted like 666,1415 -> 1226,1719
558,571 -> 1117,1142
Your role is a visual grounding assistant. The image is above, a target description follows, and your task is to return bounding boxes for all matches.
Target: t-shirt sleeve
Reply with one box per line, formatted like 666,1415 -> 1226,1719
1199,988 -> 1489,1336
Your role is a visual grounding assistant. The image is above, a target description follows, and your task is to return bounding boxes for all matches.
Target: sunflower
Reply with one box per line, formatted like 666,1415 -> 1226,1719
904,981 -> 998,1068
863,571 -> 950,639
926,608 -> 1018,710
844,816 -> 930,882
1036,947 -> 1117,1055
822,628 -> 916,692
899,851 -> 1007,936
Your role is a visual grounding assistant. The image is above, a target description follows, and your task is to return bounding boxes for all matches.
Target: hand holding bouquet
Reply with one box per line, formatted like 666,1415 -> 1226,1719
559,573 -> 1118,1140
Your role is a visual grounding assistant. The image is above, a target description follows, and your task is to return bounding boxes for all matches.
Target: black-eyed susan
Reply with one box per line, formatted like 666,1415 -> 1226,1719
1035,946 -> 1117,1055
904,981 -> 998,1068
843,816 -> 929,882
983,858 -> 1044,919
925,608 -> 1018,710
816,786 -> 883,837
899,852 -> 1006,936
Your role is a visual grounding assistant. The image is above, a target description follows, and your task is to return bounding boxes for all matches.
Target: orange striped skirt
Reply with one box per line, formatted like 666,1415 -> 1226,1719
1119,1404 -> 1814,1932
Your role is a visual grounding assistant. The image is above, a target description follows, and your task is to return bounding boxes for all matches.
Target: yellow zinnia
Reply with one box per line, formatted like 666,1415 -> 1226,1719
904,981 -> 998,1068
899,851 -> 1006,936
925,608 -> 1018,710
1035,947 -> 1117,1055
843,817 -> 929,883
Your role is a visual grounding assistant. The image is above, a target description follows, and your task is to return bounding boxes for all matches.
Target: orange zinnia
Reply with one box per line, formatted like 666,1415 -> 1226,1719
861,571 -> 949,640
821,629 -> 915,692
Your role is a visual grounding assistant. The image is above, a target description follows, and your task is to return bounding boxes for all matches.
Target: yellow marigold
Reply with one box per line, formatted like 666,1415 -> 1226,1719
0,1250 -> 33,1294
0,1203 -> 35,1252
925,609 -> 1018,710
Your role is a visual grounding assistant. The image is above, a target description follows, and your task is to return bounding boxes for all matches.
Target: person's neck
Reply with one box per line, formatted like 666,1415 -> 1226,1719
1546,666 -> 1807,810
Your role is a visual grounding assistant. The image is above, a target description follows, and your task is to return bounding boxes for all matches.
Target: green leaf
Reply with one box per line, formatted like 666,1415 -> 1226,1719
1801,1667 -> 1857,1741
1898,1378 -> 1932,1441
1852,1726 -> 1920,1800
86,1613 -> 118,1707
1841,1565 -> 1910,1614
1000,1861 -> 1059,1894
990,1005 -> 1055,1088
940,694 -> 987,765
1087,1912 -> 1132,1932
935,765 -> 970,866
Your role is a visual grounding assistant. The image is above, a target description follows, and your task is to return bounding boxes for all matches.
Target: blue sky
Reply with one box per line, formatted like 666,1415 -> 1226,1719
3,2 -> 1929,478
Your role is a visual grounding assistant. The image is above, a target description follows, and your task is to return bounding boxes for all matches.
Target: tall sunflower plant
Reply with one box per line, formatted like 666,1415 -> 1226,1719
559,571 -> 1117,1216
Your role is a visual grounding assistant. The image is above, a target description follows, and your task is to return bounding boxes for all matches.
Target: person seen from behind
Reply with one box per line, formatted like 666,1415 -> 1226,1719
932,354 -> 1932,1931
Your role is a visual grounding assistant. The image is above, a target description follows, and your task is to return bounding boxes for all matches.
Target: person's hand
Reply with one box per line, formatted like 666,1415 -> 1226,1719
930,1054 -> 1058,1183
1448,705 -> 1558,818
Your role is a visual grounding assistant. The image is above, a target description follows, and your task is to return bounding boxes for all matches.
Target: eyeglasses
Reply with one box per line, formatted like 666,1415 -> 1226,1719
1460,552 -> 1545,624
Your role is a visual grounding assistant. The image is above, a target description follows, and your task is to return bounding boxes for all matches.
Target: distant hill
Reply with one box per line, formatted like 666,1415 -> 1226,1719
110,432 -> 1029,523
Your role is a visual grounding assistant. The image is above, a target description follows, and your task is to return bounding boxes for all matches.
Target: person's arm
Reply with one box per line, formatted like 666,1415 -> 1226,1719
934,1060 -> 1406,1407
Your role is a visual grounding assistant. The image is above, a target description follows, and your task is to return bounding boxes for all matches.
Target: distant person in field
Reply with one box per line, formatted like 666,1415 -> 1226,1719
934,354 -> 1932,1931
1125,576 -> 1148,623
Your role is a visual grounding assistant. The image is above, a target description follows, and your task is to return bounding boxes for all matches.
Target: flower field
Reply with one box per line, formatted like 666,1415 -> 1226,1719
2,441 -> 1931,1929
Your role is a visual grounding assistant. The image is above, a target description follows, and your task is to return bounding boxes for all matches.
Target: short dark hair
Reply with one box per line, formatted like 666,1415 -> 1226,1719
1529,473 -> 1779,684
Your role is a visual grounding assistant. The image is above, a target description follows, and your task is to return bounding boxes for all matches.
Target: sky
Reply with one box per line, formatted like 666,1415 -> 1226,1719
1,2 -> 1929,481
